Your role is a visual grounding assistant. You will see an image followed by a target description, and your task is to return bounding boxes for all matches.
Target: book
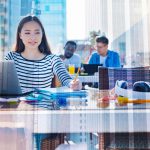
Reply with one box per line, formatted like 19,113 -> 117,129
35,87 -> 87,99
0,97 -> 19,103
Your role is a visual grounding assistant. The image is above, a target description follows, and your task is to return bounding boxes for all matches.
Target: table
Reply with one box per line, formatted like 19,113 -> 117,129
71,75 -> 99,88
55,75 -> 99,88
71,75 -> 98,83
1,99 -> 150,149
1,106 -> 150,133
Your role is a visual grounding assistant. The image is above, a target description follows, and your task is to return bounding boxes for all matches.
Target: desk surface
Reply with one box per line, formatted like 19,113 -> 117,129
1,99 -> 150,133
71,75 -> 98,83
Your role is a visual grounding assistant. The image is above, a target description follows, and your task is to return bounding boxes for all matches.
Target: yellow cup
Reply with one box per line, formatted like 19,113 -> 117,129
68,64 -> 75,74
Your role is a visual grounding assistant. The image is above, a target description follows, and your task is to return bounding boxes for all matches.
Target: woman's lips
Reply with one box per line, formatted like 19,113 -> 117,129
28,42 -> 37,45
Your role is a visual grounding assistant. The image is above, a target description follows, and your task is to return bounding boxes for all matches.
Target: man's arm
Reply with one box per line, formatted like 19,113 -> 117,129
115,53 -> 121,67
88,54 -> 94,64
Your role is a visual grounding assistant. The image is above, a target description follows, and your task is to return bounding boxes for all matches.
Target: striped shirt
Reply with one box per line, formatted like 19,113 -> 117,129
5,51 -> 72,92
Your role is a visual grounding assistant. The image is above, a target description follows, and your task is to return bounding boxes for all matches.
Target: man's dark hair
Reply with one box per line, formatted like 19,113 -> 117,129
96,36 -> 109,45
65,41 -> 77,49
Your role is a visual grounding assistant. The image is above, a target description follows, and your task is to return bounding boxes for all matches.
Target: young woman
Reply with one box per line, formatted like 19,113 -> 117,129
5,15 -> 82,150
5,15 -> 81,91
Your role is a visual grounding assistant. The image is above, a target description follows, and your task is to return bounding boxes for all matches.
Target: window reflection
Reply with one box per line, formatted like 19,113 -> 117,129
0,0 -> 150,66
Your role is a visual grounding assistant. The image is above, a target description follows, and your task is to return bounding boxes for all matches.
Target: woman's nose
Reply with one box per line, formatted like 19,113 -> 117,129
30,34 -> 36,40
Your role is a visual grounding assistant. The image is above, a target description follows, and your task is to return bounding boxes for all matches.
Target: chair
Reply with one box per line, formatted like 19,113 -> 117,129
99,66 -> 150,90
98,66 -> 150,150
41,134 -> 65,150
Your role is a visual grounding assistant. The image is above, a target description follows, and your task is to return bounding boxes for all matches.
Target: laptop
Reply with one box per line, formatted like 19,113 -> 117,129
82,64 -> 103,75
0,60 -> 31,96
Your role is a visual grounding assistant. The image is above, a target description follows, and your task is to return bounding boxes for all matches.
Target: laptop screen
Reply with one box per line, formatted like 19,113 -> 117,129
82,64 -> 103,75
0,60 -> 22,95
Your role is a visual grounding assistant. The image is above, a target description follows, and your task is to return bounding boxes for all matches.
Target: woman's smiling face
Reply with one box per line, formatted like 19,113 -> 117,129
19,21 -> 43,49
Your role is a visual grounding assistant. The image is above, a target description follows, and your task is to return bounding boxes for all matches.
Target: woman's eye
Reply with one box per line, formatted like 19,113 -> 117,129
35,32 -> 40,34
25,32 -> 30,35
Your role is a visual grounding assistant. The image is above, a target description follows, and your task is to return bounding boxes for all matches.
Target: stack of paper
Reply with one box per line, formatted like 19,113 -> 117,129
0,97 -> 19,103
35,87 -> 87,99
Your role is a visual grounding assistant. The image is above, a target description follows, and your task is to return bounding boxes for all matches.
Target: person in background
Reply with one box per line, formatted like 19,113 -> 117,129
88,36 -> 121,67
63,41 -> 81,68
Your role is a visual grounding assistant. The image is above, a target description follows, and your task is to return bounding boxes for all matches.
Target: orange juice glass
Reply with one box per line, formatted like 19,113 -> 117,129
68,64 -> 75,74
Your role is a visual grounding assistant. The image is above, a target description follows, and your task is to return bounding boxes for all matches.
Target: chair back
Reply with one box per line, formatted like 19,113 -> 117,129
99,66 -> 150,90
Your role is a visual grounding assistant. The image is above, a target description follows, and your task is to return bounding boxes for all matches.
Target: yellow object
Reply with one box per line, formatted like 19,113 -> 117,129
127,99 -> 150,104
117,96 -> 128,104
8,101 -> 18,105
117,96 -> 150,104
68,64 -> 75,74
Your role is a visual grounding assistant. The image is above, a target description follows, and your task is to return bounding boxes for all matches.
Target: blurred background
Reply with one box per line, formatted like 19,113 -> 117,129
0,0 -> 150,67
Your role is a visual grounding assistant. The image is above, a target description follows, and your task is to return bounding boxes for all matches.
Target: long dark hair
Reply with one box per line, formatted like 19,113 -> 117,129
15,15 -> 51,55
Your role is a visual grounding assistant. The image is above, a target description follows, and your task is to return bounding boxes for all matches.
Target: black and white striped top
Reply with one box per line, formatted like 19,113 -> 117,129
5,51 -> 72,92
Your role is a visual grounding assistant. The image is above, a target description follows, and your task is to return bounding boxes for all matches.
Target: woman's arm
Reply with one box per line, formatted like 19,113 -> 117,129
52,55 -> 82,90
5,51 -> 14,60
52,56 -> 72,86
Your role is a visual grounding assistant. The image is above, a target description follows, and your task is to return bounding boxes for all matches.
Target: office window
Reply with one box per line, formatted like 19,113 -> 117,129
0,16 -> 4,22
20,0 -> 32,16
50,4 -> 62,11
0,0 -> 149,66
45,5 -> 50,11
0,39 -> 5,47
0,27 -> 5,34
0,4 -> 4,12
35,0 -> 40,4
81,0 -> 150,66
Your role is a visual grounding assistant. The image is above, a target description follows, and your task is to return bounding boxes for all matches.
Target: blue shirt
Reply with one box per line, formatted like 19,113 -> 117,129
88,50 -> 121,67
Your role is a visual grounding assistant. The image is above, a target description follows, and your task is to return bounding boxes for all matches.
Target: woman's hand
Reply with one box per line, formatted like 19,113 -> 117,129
69,79 -> 82,91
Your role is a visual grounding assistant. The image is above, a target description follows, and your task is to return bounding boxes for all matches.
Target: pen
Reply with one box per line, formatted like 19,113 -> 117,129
117,96 -> 150,104
126,99 -> 150,104
74,67 -> 80,82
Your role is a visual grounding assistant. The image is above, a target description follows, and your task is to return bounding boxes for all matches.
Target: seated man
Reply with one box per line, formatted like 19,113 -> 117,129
88,36 -> 121,67
63,41 -> 81,68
